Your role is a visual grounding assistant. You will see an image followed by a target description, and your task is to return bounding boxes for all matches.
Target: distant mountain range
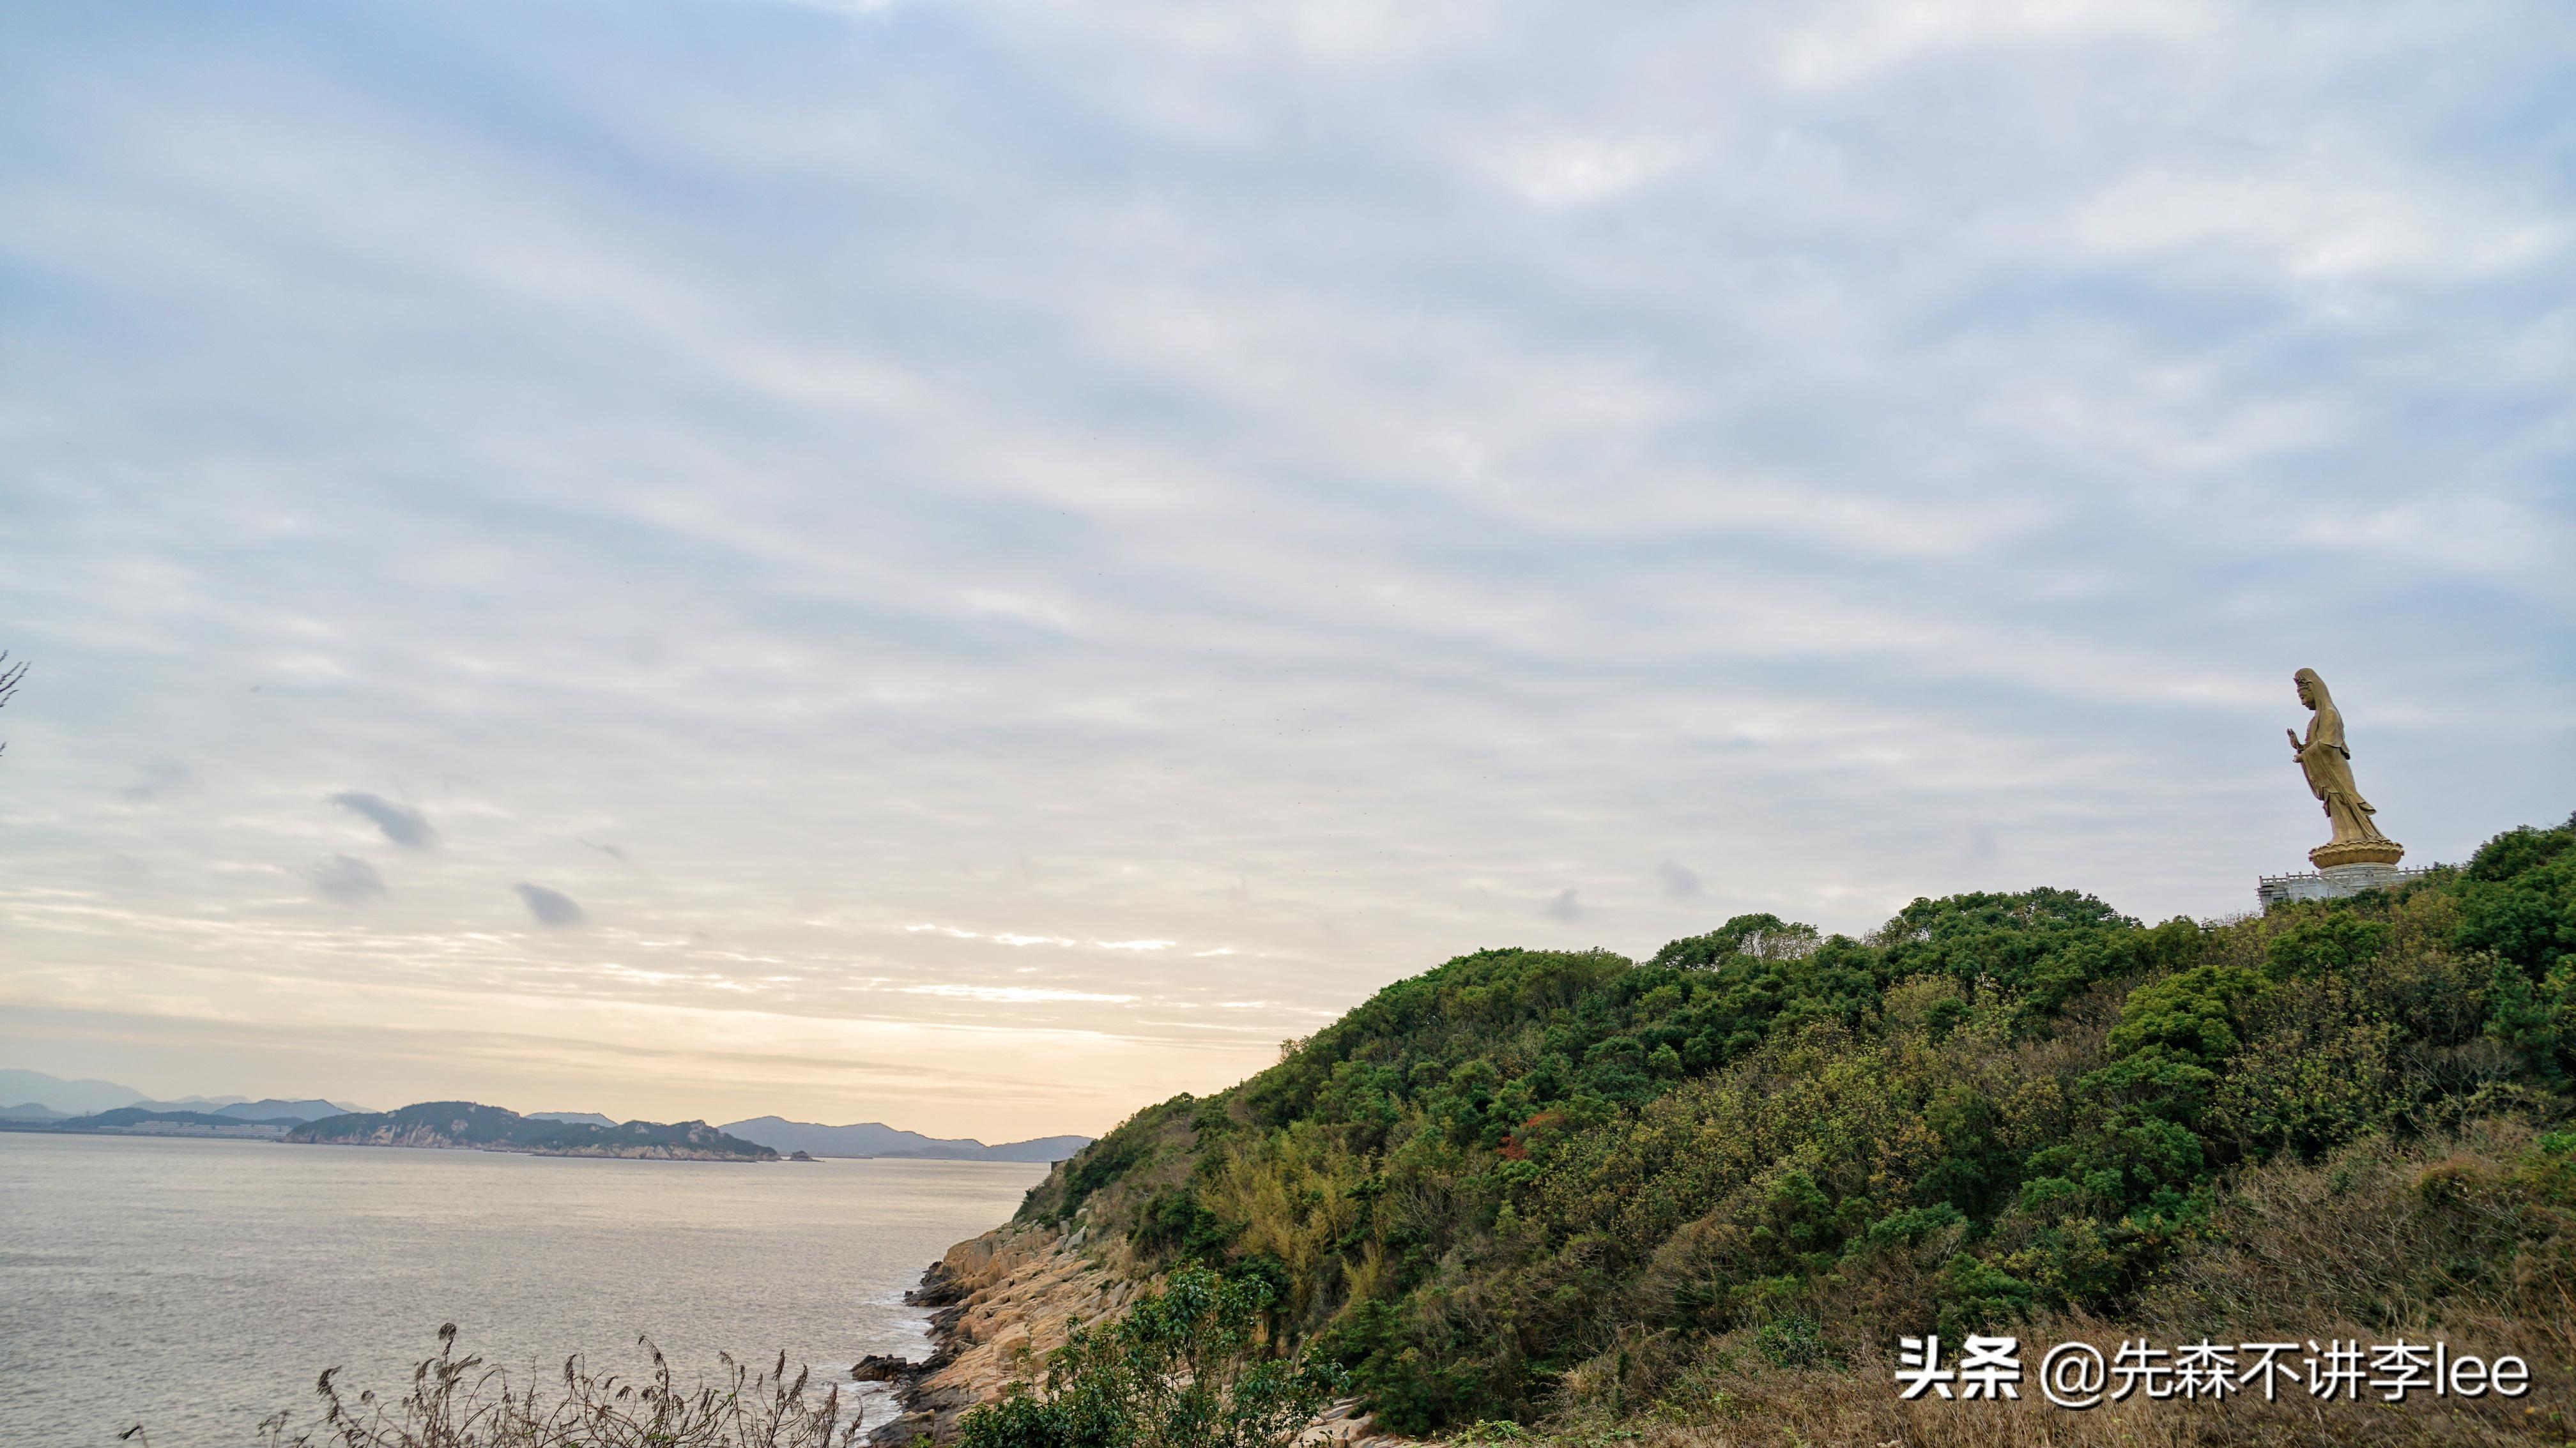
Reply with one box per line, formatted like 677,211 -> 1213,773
0,1072 -> 364,1124
0,1069 -> 155,1115
0,1070 -> 1090,1160
717,1116 -> 1090,1162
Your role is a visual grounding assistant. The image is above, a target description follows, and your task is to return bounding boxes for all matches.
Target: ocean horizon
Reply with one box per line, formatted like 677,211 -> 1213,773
0,1132 -> 1044,1447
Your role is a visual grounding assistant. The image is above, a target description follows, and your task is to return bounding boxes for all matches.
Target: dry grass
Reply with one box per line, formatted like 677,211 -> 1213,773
252,1325 -> 874,1448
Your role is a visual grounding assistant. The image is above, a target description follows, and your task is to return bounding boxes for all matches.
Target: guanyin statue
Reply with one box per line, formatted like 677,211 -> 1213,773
2287,667 -> 2404,870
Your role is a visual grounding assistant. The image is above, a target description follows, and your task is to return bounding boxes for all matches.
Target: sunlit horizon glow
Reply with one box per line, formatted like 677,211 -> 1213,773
2,1 -> 2570,1140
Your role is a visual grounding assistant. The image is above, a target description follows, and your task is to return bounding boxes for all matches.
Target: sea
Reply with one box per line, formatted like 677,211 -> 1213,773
0,1132 -> 1048,1447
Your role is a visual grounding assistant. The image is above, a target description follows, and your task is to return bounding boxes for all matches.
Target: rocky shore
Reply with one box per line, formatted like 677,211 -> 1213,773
866,1219 -> 1121,1444
866,1216 -> 1393,1447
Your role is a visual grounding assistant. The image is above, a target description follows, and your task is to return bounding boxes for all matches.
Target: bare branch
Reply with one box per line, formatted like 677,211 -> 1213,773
0,651 -> 23,759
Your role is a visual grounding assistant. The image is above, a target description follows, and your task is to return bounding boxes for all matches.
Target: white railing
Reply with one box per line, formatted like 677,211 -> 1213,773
2257,864 -> 2438,908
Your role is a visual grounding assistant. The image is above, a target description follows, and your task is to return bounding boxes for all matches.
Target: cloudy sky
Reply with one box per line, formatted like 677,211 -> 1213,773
2,1 -> 2570,1141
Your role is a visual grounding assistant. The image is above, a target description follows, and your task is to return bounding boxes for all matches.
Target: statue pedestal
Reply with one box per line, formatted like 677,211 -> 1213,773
2309,839 -> 2405,870
2258,859 -> 2430,909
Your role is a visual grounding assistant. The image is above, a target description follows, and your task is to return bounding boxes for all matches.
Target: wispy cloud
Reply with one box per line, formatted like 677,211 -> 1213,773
330,793 -> 434,850
903,984 -> 1141,1005
514,882 -> 586,928
121,761 -> 190,802
907,924 -> 1177,952
303,855 -> 387,903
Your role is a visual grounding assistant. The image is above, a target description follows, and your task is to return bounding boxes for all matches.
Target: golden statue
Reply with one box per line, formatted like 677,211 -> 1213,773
2287,667 -> 2404,869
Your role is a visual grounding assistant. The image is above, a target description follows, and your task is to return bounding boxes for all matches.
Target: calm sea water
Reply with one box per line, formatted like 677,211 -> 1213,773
0,1133 -> 1047,1448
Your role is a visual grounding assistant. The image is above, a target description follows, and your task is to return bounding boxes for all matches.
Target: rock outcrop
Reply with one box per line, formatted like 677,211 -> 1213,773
872,1221 -> 1127,1443
870,1217 -> 1401,1447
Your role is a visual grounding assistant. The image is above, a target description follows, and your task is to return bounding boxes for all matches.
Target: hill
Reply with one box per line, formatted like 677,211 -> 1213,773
720,1116 -> 949,1157
290,1102 -> 776,1161
719,1116 -> 1091,1162
976,1134 -> 1094,1163
0,1106 -> 310,1139
206,1098 -> 353,1123
0,1069 -> 149,1115
0,1072 -> 369,1120
995,814 -> 2576,1438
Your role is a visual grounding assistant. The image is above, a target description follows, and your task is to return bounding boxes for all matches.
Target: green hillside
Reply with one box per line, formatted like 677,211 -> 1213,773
1016,816 -> 2576,1435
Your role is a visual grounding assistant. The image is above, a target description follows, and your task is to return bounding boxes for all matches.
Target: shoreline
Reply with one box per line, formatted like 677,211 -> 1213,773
868,1219 -> 1123,1444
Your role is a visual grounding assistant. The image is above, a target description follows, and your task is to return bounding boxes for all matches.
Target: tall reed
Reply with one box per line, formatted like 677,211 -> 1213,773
256,1323 -> 874,1448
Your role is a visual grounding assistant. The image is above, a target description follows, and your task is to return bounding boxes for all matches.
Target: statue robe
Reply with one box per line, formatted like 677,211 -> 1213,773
2296,703 -> 2388,845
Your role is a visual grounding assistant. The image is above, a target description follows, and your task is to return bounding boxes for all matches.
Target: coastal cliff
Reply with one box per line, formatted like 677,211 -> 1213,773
873,1216 -> 1391,1446
873,1221 -> 1112,1442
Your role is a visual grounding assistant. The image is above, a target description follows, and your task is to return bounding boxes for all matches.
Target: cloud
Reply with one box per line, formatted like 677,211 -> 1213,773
579,838 -> 632,865
121,761 -> 190,801
1,0 -> 2570,1139
513,882 -> 586,927
1655,860 -> 1702,900
902,984 -> 1140,1004
329,793 -> 434,850
303,855 -> 387,902
903,924 -> 1178,952
1484,134 -> 1699,209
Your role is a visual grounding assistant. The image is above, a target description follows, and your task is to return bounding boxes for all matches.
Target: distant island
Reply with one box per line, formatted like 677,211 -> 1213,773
0,1106 -> 315,1139
289,1101 -> 778,1160
717,1115 -> 1090,1161
0,1069 -> 1091,1161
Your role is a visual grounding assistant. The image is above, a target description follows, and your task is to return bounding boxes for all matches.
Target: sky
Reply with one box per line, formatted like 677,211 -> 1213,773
1,0 -> 2571,1142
